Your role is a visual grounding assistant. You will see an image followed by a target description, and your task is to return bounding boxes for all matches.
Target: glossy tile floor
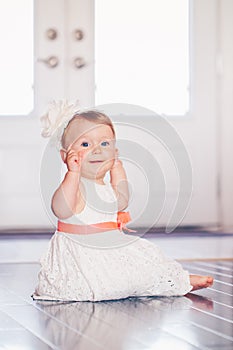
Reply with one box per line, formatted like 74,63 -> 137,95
0,234 -> 232,349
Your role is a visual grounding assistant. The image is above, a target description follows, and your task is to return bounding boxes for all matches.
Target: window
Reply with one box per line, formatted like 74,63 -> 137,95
0,0 -> 34,115
95,0 -> 190,115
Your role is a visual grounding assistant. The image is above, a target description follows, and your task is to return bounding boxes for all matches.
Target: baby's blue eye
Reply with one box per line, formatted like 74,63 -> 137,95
81,142 -> 90,147
101,141 -> 110,147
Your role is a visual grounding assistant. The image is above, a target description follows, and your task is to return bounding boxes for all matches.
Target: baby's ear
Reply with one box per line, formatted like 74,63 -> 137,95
60,149 -> 67,163
115,148 -> 119,160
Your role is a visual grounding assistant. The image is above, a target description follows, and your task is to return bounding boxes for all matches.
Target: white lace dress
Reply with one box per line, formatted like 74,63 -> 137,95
33,177 -> 192,302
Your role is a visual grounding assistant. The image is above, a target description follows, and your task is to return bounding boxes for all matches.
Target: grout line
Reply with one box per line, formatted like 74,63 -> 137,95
3,304 -> 105,350
0,328 -> 23,331
0,261 -> 40,265
0,308 -> 60,349
156,328 -> 205,350
0,285 -> 105,348
193,261 -> 233,271
182,264 -> 233,278
211,300 -> 233,309
102,300 -> 205,350
1,286 -> 144,349
178,258 -> 233,262
191,306 -> 233,323
200,278 -> 232,287
208,287 -> 233,297
190,321 -> 233,342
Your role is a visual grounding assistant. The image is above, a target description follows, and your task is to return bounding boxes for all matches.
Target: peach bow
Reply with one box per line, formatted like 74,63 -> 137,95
57,211 -> 136,235
117,211 -> 136,232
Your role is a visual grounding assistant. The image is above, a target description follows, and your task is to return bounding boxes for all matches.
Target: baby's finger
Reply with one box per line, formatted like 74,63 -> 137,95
66,144 -> 73,153
66,150 -> 77,159
67,149 -> 77,156
66,153 -> 78,164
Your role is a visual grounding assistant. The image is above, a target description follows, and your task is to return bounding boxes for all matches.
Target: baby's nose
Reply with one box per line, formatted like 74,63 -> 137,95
92,143 -> 101,154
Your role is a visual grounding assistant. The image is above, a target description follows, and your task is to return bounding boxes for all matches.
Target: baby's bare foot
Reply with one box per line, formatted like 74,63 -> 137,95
189,274 -> 214,291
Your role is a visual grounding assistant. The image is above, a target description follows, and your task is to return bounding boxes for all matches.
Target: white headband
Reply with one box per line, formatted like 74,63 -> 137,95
40,99 -> 80,149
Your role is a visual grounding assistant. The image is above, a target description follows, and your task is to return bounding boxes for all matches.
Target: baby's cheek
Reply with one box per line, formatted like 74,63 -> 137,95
75,149 -> 90,160
107,148 -> 117,160
78,149 -> 88,158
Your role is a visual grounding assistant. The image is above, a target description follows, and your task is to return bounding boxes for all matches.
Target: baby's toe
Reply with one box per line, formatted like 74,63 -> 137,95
207,276 -> 214,286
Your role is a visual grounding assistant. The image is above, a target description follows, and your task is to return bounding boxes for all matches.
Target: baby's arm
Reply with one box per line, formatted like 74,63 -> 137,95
51,150 -> 84,220
110,159 -> 129,211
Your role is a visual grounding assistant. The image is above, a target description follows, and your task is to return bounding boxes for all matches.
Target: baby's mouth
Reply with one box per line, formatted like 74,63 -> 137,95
89,160 -> 104,164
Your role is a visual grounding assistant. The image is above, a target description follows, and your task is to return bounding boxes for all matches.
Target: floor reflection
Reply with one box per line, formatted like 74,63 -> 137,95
185,293 -> 214,311
33,295 -> 213,349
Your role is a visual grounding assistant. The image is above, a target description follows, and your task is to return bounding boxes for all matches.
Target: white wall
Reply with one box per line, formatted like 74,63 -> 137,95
219,0 -> 233,231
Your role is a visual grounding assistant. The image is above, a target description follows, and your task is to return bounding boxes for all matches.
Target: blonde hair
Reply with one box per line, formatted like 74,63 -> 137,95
61,110 -> 116,149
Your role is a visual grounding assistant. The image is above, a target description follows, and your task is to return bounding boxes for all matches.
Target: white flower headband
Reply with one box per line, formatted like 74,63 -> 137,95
40,99 -> 80,149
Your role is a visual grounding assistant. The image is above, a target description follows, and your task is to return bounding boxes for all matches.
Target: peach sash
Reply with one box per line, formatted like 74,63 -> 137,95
57,211 -> 136,235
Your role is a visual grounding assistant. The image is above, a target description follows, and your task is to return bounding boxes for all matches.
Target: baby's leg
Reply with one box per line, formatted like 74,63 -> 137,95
189,274 -> 214,291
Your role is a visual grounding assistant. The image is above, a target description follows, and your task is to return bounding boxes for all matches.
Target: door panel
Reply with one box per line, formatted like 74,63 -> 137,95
92,0 -> 218,227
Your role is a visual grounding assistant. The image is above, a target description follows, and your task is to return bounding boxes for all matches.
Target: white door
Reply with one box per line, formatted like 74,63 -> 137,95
82,0 -> 219,230
0,0 -> 50,229
0,0 -> 219,231
0,0 -> 94,229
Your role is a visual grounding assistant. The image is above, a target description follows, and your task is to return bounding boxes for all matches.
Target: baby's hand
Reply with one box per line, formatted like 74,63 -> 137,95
110,149 -> 123,173
113,149 -> 123,168
111,158 -> 123,170
65,150 -> 83,173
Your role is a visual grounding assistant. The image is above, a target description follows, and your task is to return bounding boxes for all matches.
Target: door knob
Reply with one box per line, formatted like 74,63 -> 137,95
46,28 -> 58,40
38,56 -> 59,68
73,57 -> 86,69
73,29 -> 84,41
